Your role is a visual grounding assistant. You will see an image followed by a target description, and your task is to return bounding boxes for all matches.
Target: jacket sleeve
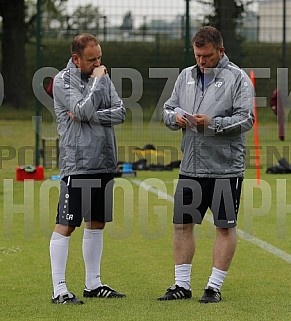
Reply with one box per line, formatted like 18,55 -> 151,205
54,70 -> 125,125
208,70 -> 255,135
92,76 -> 126,127
162,70 -> 184,131
53,69 -> 105,121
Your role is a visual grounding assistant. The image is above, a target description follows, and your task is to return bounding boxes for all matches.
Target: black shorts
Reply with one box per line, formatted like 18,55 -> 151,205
173,175 -> 243,228
56,173 -> 114,227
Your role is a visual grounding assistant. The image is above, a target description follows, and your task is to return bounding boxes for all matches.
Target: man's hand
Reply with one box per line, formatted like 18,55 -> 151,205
67,111 -> 77,121
176,113 -> 211,129
92,65 -> 107,78
188,114 -> 211,127
176,114 -> 188,128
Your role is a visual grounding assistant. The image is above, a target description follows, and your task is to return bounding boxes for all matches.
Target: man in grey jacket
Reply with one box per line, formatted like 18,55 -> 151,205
50,33 -> 126,304
158,26 -> 254,303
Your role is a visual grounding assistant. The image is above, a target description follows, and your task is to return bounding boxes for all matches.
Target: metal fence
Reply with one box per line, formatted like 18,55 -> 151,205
40,0 -> 291,43
39,0 -> 291,168
43,0 -> 203,40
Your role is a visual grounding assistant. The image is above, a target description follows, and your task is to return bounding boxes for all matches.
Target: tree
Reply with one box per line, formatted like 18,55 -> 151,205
0,0 -> 26,107
198,0 -> 253,64
34,0 -> 68,38
0,0 -> 67,108
68,4 -> 101,34
121,11 -> 133,32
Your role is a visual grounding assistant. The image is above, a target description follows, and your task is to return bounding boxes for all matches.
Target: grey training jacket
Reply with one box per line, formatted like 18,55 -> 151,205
163,54 -> 255,178
53,58 -> 126,178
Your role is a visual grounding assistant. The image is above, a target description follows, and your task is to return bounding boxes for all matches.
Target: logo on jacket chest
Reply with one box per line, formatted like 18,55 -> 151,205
215,81 -> 223,88
214,78 -> 226,102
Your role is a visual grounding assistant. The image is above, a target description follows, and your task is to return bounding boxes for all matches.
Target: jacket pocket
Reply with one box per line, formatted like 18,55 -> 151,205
197,142 -> 232,172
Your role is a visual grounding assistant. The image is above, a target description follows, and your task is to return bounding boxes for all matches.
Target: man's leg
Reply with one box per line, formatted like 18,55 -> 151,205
207,227 -> 237,288
82,221 -> 126,298
173,223 -> 195,290
50,224 -> 77,300
174,223 -> 195,264
82,221 -> 105,291
200,226 -> 237,303
213,227 -> 237,271
158,223 -> 194,300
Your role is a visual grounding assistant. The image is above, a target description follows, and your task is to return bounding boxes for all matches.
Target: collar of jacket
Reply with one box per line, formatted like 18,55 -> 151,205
66,57 -> 91,82
191,54 -> 229,81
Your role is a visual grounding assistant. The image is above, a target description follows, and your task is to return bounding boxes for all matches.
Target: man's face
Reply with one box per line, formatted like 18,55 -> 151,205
73,42 -> 102,76
193,42 -> 224,73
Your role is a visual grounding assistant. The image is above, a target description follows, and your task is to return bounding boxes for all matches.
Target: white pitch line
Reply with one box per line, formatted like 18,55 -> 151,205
132,179 -> 291,264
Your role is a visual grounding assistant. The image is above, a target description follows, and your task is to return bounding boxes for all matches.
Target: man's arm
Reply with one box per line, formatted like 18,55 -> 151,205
53,67 -> 107,122
207,71 -> 255,134
163,70 -> 185,131
92,78 -> 126,127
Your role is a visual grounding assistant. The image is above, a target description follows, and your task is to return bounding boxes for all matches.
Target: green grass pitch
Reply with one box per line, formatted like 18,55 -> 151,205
0,118 -> 291,320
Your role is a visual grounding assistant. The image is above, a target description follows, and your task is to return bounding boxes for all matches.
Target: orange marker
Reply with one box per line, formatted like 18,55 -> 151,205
250,70 -> 260,186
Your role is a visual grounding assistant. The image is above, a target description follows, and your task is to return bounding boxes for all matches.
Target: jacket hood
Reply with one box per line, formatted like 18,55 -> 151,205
65,58 -> 90,81
66,57 -> 76,69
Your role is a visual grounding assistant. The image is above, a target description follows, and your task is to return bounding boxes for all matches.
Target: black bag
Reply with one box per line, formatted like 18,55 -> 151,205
266,158 -> 291,174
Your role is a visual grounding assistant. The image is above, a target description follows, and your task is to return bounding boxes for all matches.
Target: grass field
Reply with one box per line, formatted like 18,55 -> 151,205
0,117 -> 291,320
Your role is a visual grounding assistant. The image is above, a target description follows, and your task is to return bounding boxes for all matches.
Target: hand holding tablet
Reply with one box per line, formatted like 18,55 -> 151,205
174,107 -> 197,129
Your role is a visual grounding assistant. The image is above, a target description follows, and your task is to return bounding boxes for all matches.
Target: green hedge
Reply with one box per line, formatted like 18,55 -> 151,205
23,38 -> 290,121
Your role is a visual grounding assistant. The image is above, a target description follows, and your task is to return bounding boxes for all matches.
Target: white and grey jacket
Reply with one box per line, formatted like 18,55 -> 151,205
53,58 -> 125,178
163,54 -> 255,178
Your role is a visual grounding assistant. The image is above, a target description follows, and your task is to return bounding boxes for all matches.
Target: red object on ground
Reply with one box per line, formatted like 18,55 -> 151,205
16,166 -> 44,181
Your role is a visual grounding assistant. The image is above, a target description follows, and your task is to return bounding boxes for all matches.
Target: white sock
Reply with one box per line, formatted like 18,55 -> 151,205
207,267 -> 227,290
49,232 -> 70,298
175,264 -> 192,290
82,229 -> 103,290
